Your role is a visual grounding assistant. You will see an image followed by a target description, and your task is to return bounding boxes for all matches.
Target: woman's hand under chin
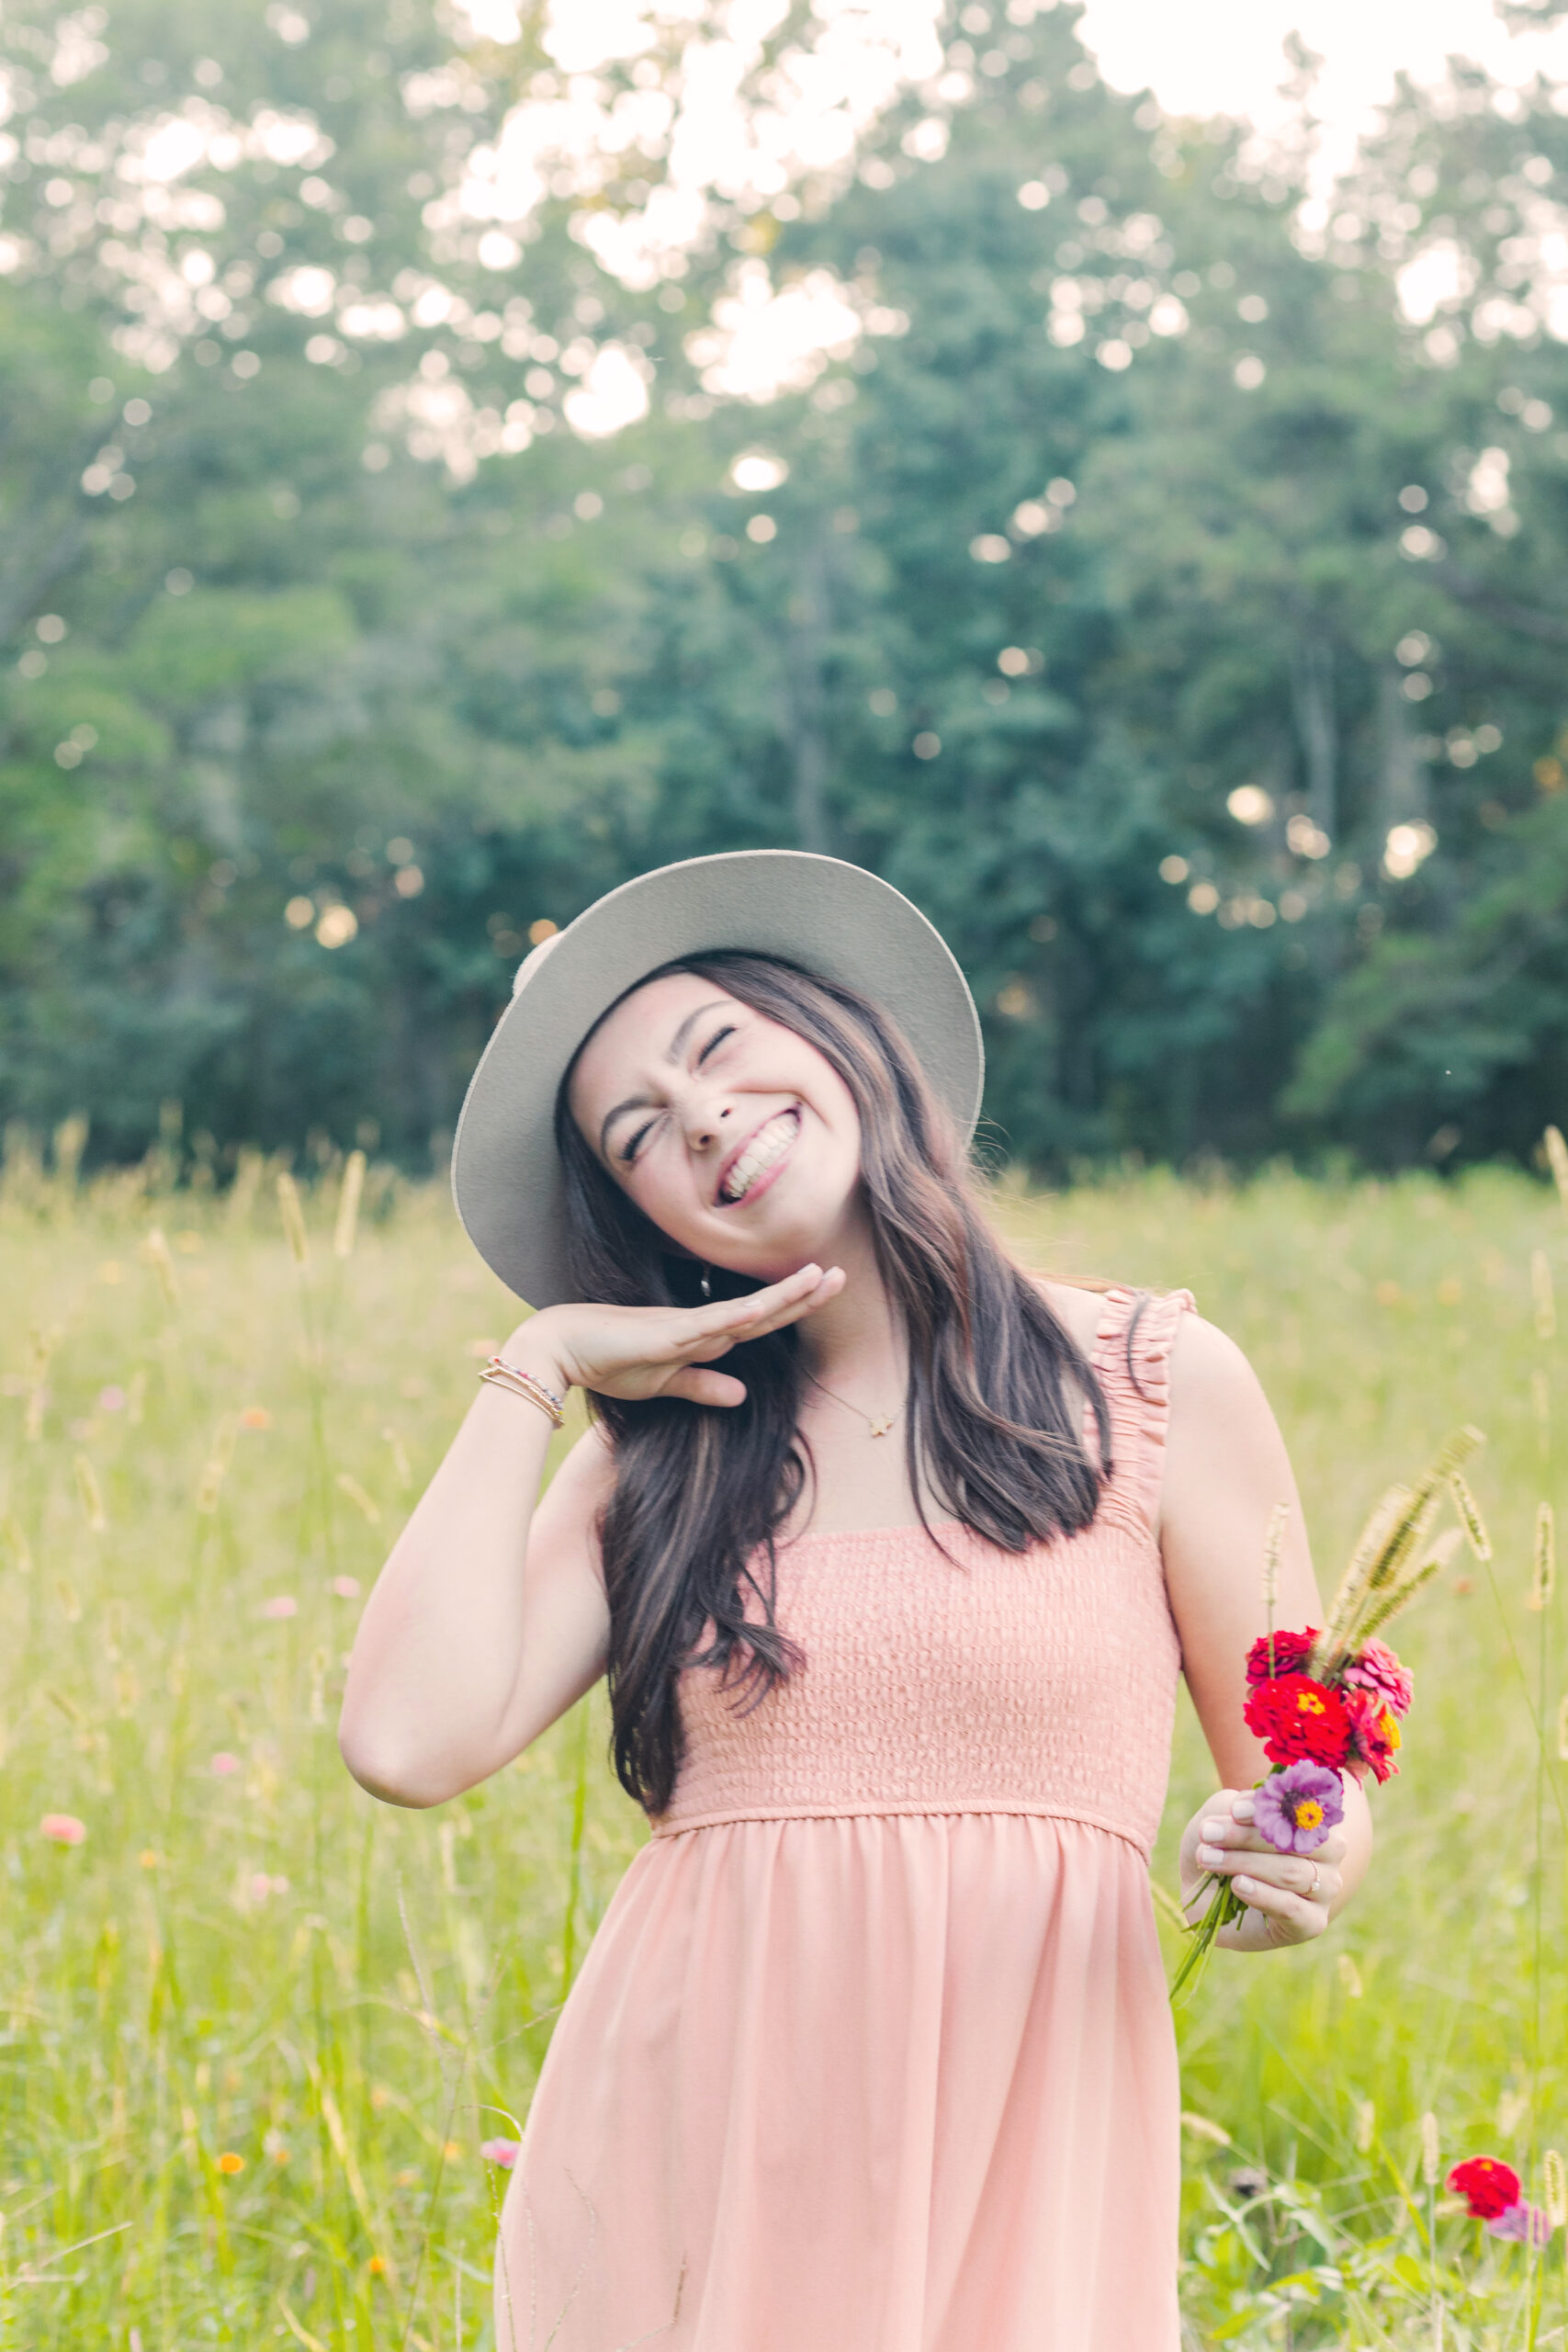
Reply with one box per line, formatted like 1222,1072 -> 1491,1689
507,1262 -> 846,1408
1178,1787 -> 1349,1951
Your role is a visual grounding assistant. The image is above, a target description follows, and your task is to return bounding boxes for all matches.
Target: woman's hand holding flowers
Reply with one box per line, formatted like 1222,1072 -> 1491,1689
1179,1788 -> 1348,1951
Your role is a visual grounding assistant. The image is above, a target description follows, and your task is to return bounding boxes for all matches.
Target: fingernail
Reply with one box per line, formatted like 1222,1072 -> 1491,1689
1235,1876 -> 1256,1895
1233,1798 -> 1256,1822
1201,1817 -> 1224,1841
1196,1843 -> 1223,1868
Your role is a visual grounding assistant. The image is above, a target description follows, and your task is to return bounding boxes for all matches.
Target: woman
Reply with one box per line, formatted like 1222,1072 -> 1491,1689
338,849 -> 1371,2352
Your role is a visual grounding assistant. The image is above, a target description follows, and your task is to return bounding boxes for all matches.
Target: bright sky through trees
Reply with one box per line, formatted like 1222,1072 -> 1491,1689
1080,0 -> 1568,185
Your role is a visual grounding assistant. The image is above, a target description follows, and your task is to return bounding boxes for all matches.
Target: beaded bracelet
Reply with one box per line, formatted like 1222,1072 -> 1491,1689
479,1354 -> 566,1430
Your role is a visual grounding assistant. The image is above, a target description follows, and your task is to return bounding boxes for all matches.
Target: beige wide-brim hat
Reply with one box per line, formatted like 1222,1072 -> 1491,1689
450,848 -> 985,1307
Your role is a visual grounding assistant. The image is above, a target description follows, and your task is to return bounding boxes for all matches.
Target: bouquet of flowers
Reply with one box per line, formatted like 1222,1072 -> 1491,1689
1171,1426 -> 1484,2001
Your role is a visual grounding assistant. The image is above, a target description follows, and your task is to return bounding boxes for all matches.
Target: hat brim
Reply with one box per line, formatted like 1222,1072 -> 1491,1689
450,849 -> 984,1307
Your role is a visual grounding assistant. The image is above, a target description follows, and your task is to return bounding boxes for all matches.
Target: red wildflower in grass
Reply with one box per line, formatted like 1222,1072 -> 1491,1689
1242,1673 -> 1353,1768
1245,1627 -> 1318,1684
1448,2156 -> 1521,2220
1343,1687 -> 1401,1784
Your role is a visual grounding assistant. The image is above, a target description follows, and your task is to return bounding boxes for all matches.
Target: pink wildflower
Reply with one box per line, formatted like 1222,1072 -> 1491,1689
1488,2201 -> 1554,2246
261,1596 -> 298,1619
39,1813 -> 86,1846
1342,1637 -> 1414,1718
331,1577 -> 361,1599
98,1385 -> 127,1412
210,1751 -> 242,1777
480,2139 -> 522,2168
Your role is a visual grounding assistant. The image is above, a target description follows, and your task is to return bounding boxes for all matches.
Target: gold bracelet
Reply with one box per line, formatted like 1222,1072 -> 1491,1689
479,1355 -> 566,1430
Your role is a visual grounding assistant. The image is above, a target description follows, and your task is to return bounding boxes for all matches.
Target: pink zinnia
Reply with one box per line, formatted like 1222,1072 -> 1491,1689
1342,1638 -> 1414,1718
39,1813 -> 86,1846
480,2139 -> 521,2168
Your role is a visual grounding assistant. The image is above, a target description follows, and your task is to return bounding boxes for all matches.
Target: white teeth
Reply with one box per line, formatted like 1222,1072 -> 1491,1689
720,1112 -> 797,1203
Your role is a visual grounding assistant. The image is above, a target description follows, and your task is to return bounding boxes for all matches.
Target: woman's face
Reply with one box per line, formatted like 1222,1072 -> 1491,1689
567,971 -> 864,1282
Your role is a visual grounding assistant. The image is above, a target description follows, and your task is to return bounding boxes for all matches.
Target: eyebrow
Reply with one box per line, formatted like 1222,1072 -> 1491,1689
597,1001 -> 736,1159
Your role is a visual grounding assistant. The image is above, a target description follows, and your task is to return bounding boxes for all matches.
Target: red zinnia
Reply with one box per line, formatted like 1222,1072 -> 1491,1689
1245,1627 -> 1319,1685
1448,2156 -> 1521,2221
1343,1686 -> 1401,1784
1243,1673 -> 1353,1768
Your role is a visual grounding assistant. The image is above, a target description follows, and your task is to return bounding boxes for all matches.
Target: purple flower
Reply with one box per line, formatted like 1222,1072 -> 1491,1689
1252,1761 -> 1345,1854
1486,2201 -> 1553,2246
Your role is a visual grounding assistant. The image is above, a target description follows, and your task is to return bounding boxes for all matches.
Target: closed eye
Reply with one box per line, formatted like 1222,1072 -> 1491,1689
619,1118 -> 657,1166
696,1023 -> 737,1066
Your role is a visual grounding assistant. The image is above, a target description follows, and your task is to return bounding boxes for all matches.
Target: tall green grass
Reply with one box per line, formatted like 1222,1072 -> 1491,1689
0,1134 -> 1562,2347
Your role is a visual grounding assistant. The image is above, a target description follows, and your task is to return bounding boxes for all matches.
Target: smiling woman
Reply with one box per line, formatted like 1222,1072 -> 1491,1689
335,850 -> 1370,2352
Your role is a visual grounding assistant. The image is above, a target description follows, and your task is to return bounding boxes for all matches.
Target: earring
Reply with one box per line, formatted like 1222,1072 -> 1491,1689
699,1265 -> 713,1302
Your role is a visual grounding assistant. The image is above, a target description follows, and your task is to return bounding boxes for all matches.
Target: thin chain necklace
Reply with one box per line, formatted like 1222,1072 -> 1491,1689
805,1371 -> 900,1440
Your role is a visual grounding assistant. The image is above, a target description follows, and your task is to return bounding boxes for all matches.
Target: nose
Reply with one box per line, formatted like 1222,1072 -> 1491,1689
681,1091 -> 733,1152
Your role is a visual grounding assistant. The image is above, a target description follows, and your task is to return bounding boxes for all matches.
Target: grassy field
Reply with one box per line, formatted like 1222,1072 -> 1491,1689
1,1130 -> 1564,2349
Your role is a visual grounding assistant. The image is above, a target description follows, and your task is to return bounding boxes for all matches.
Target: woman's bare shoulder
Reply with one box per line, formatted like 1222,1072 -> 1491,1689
1031,1274 -> 1112,1353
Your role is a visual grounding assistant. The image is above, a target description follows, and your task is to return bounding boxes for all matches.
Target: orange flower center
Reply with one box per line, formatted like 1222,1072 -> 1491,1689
1295,1690 -> 1327,1715
1382,1711 -> 1402,1747
1293,1798 -> 1325,1830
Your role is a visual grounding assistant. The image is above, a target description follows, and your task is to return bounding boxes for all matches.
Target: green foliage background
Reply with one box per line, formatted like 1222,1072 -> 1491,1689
4,0 -> 1568,1173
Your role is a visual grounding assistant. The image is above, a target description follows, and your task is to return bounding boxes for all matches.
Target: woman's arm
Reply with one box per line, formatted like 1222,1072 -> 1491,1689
336,1340 -> 612,1810
337,1262 -> 843,1809
1159,1310 -> 1372,1949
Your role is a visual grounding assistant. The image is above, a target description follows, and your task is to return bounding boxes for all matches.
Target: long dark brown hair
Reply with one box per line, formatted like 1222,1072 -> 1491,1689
553,951 -> 1112,1815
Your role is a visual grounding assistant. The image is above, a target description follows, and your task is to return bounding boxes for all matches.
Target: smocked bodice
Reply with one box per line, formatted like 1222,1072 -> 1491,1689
649,1284 -> 1193,1860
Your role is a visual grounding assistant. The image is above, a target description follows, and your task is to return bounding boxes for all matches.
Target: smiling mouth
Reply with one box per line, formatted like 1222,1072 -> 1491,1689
716,1108 -> 800,1205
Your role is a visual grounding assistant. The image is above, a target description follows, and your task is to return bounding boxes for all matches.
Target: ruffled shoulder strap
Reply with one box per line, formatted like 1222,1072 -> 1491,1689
1082,1283 -> 1197,1538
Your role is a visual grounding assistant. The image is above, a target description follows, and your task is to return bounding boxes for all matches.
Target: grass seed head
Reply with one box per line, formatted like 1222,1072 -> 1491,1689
1545,1125 -> 1568,1218
1544,2149 -> 1567,2231
1448,1467 -> 1493,1564
195,1416 -> 239,1515
1530,1500 -> 1555,1611
1532,1248 -> 1556,1341
73,1453 -> 107,1532
276,1170 -> 310,1265
141,1226 -> 179,1309
1421,2110 -> 1440,2187
333,1148 -> 367,1261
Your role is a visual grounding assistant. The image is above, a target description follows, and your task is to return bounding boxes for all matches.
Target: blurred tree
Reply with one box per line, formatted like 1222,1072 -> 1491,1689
2,0 -> 1567,1175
